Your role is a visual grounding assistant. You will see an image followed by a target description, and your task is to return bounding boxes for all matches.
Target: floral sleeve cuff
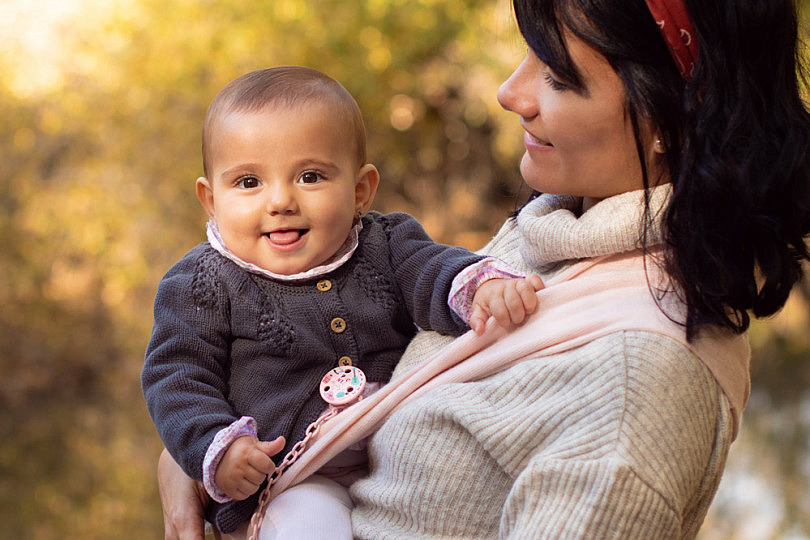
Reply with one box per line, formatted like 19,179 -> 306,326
448,257 -> 524,324
202,416 -> 258,503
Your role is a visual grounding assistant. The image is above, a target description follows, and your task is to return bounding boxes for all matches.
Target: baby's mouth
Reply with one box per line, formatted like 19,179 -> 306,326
266,229 -> 308,246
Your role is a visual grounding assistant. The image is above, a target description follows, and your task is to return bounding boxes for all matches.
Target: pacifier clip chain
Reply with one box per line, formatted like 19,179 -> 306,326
248,365 -> 367,540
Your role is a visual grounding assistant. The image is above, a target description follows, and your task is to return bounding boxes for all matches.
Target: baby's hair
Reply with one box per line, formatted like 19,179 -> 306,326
202,66 -> 367,178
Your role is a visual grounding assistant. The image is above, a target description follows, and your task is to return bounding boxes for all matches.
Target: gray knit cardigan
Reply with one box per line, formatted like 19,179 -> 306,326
142,211 -> 483,533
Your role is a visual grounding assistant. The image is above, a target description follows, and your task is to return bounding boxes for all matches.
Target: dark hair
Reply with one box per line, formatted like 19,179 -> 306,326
201,66 -> 367,177
512,0 -> 810,338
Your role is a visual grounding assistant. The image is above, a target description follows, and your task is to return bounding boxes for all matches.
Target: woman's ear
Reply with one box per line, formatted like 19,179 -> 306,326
355,164 -> 380,214
196,177 -> 217,219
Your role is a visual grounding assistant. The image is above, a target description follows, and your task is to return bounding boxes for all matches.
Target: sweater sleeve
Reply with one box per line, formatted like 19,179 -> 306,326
141,245 -> 241,481
500,457 -> 680,538
377,212 -> 486,335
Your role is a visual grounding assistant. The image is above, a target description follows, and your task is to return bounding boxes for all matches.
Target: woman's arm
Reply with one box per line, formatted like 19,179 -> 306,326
498,334 -> 731,538
158,448 -> 210,540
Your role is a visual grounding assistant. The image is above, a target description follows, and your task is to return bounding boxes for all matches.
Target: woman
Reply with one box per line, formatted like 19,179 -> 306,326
158,0 -> 810,537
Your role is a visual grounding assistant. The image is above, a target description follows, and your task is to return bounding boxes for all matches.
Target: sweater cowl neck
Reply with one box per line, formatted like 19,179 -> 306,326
517,185 -> 670,271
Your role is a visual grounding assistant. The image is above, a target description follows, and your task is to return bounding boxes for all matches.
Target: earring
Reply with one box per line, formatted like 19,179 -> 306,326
654,138 -> 666,153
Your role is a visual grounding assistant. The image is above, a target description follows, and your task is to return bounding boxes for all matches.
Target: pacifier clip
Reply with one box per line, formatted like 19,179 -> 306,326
248,365 -> 367,539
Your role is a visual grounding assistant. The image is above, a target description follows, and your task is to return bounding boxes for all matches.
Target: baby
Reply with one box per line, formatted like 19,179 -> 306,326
142,66 -> 542,539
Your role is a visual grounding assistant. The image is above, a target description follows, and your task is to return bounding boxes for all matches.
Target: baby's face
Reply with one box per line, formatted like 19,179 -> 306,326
199,102 -> 366,275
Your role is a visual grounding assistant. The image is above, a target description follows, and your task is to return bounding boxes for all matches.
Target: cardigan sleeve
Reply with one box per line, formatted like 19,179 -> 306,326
447,257 -> 525,323
375,212 -> 486,335
141,245 -> 241,480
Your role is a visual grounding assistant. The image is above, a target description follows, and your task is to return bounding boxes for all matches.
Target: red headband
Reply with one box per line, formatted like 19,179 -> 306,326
644,0 -> 699,80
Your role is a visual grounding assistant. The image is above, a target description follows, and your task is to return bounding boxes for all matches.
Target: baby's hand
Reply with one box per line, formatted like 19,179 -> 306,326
469,274 -> 544,335
215,435 -> 286,501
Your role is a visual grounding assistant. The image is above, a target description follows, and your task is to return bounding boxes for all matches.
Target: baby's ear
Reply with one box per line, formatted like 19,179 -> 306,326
355,164 -> 380,214
196,177 -> 217,219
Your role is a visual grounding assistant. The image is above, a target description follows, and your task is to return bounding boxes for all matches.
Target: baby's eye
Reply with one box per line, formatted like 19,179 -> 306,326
236,176 -> 260,189
298,171 -> 324,184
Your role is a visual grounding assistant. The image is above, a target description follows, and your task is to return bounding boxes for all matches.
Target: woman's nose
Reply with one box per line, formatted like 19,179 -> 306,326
497,53 -> 537,118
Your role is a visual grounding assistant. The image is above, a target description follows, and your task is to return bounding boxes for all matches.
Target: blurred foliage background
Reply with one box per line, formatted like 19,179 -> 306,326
0,1 -> 808,538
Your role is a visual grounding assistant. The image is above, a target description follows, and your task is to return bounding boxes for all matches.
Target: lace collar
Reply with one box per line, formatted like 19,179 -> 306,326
206,219 -> 362,282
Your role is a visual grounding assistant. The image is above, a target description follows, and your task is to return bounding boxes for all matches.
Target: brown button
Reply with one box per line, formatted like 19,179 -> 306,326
338,356 -> 352,366
316,279 -> 332,292
330,317 -> 347,333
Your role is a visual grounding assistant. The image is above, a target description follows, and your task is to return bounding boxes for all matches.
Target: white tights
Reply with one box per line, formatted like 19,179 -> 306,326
218,474 -> 353,540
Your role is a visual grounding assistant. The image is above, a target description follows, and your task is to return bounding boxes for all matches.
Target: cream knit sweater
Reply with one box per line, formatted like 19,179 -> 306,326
350,188 -> 747,539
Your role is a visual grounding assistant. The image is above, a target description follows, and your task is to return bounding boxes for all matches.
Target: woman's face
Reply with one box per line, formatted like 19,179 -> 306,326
498,31 -> 663,210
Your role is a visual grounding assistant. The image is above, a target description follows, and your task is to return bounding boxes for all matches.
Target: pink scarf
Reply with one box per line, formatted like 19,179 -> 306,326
266,248 -> 750,498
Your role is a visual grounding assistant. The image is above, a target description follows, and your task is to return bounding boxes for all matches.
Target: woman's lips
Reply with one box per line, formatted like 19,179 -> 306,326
524,131 -> 554,150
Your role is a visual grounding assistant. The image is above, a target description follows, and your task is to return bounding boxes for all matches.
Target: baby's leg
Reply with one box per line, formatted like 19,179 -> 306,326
258,474 -> 353,540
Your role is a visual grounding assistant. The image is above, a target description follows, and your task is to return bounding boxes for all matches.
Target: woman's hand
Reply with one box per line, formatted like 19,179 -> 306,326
469,274 -> 545,335
158,448 -> 209,540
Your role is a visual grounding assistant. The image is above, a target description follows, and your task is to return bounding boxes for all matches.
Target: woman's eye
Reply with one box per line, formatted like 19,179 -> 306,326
298,171 -> 323,184
236,176 -> 260,189
543,70 -> 568,91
